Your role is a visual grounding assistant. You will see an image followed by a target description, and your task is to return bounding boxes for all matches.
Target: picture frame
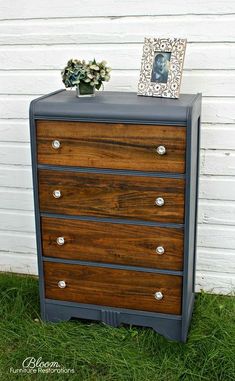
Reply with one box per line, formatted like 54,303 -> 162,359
137,38 -> 187,99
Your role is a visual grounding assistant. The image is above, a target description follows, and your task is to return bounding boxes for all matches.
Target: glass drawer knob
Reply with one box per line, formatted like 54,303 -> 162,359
52,140 -> 61,149
56,237 -> 65,246
154,291 -> 163,300
156,145 -> 166,155
53,190 -> 62,199
156,246 -> 165,255
155,197 -> 164,207
58,280 -> 66,289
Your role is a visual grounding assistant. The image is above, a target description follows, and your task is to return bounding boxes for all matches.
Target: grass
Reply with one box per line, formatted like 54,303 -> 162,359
0,273 -> 234,381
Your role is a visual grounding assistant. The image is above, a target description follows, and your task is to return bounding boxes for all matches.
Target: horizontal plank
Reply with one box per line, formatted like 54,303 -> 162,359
0,230 -> 36,253
0,43 -> 234,70
1,70 -> 235,97
201,125 -> 235,149
0,120 -> 30,142
1,95 -> 234,124
0,255 -> 233,294
3,143 -> 235,175
198,225 -> 235,249
195,271 -> 235,294
0,252 -> 37,275
1,208 -> 235,272
0,210 -> 34,232
0,188 -> 33,210
198,199 -> 235,225
0,166 -> 32,188
1,192 -> 235,228
0,249 -> 234,295
199,176 -> 235,200
1,194 -> 235,234
0,15 -> 235,45
0,95 -> 35,119
1,1 -> 234,19
1,169 -> 234,201
1,146 -> 235,187
201,98 -> 235,124
201,150 -> 235,175
1,119 -> 235,152
1,200 -> 235,241
0,143 -> 31,165
0,151 -> 235,198
197,247 -> 235,273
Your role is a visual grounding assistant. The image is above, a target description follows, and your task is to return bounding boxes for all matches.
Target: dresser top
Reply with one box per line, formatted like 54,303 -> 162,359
30,90 -> 200,124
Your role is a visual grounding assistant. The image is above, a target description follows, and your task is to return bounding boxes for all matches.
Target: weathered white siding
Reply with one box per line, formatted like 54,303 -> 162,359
0,1 -> 235,294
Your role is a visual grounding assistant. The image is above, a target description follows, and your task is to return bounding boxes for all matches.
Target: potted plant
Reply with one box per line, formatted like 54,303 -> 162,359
61,59 -> 111,97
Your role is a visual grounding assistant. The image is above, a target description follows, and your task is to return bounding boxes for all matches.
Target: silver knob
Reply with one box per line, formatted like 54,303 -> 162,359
156,145 -> 166,155
154,291 -> 163,300
58,280 -> 66,289
53,190 -> 62,199
156,246 -> 165,255
52,140 -> 61,149
56,236 -> 65,246
155,197 -> 164,207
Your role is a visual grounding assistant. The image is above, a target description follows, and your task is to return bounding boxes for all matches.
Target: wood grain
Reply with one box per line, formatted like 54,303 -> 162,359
41,217 -> 184,270
38,169 -> 185,223
44,261 -> 182,314
36,120 -> 186,173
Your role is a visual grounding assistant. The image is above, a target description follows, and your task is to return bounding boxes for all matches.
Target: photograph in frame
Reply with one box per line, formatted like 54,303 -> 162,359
137,38 -> 187,99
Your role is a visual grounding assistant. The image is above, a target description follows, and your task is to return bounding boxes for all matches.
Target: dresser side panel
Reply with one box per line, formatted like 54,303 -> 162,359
182,94 -> 202,341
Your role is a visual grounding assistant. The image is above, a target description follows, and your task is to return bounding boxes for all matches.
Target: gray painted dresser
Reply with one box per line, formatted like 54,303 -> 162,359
30,90 -> 201,342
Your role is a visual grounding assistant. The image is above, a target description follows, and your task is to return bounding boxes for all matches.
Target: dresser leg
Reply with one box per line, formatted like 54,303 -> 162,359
44,303 -> 72,323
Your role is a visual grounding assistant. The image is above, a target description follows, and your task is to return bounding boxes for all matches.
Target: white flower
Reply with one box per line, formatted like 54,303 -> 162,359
90,64 -> 99,70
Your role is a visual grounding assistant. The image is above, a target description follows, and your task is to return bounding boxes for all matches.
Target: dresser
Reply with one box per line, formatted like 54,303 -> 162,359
30,90 -> 201,342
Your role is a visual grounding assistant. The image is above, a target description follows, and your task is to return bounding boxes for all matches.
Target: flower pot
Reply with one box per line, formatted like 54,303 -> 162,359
76,83 -> 95,97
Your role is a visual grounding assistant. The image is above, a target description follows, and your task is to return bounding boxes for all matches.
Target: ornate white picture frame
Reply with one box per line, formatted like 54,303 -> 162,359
137,38 -> 187,99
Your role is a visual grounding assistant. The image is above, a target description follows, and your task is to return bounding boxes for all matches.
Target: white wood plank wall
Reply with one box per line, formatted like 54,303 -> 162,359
0,1 -> 235,294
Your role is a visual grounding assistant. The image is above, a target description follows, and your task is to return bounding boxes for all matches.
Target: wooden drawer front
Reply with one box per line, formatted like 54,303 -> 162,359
39,170 -> 185,223
41,217 -> 184,270
36,121 -> 186,173
44,262 -> 182,314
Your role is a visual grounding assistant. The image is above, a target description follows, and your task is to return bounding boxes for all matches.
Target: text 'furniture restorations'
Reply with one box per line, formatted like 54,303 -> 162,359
30,90 -> 201,342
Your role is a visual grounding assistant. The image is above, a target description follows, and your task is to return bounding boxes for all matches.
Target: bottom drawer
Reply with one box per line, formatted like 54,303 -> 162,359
44,262 -> 182,315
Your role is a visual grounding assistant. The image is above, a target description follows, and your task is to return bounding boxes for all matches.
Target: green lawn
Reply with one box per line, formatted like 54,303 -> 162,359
0,273 -> 234,381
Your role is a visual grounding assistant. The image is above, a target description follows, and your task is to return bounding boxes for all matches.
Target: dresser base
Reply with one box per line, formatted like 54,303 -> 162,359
43,299 -> 193,342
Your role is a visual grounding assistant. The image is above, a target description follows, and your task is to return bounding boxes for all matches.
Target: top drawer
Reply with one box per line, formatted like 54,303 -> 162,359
36,121 -> 186,173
